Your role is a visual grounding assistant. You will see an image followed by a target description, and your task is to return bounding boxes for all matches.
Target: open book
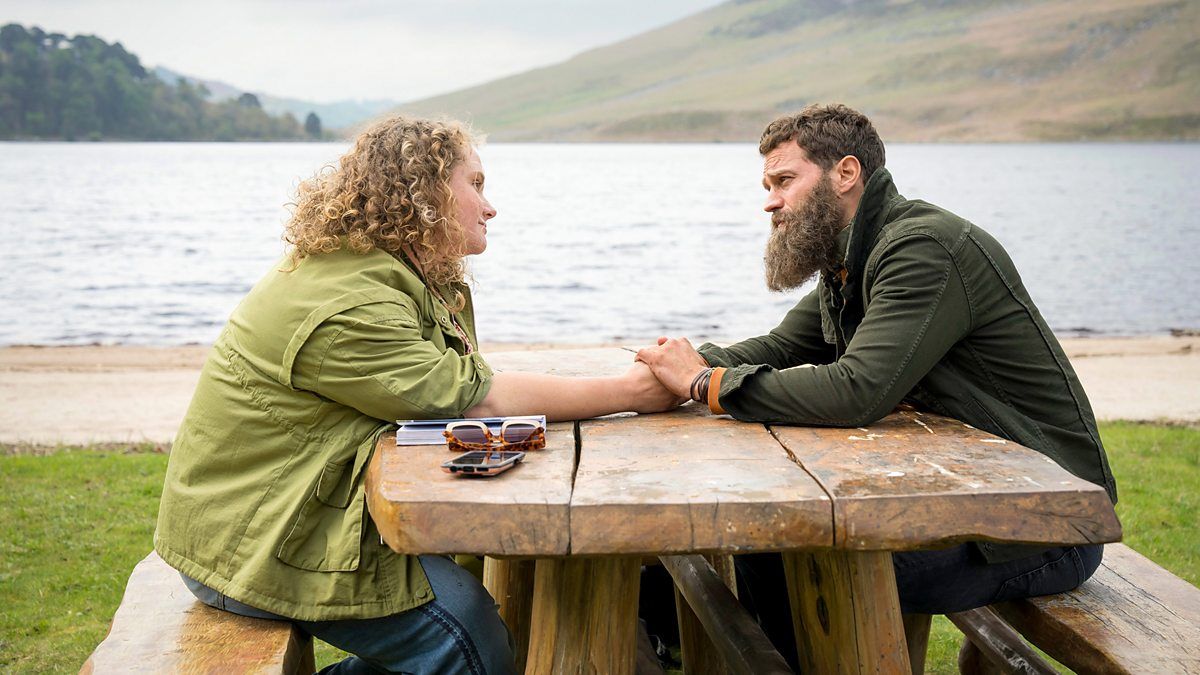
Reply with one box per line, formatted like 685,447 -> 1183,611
393,415 -> 548,446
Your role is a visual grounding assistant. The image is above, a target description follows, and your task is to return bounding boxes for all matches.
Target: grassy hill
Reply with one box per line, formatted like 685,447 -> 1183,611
396,0 -> 1200,142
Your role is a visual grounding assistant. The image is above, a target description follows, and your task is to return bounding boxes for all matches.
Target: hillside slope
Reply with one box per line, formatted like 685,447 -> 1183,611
152,67 -> 398,130
397,0 -> 1199,141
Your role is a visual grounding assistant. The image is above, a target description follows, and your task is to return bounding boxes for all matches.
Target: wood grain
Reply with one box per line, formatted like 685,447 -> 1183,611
570,403 -> 832,555
901,614 -> 931,675
362,348 -> 1131,675
992,543 -> 1200,674
525,556 -> 642,675
484,558 -> 537,673
673,555 -> 739,675
946,607 -> 1058,674
366,424 -> 575,556
81,552 -> 311,674
957,638 -> 1006,675
770,411 -> 1122,550
782,550 -> 910,674
663,555 -> 791,675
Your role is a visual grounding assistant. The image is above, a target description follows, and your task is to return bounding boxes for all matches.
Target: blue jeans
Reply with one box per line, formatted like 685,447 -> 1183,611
182,554 -> 516,675
732,544 -> 1103,672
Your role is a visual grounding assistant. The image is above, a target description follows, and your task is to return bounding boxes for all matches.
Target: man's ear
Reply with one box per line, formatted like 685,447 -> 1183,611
833,155 -> 862,195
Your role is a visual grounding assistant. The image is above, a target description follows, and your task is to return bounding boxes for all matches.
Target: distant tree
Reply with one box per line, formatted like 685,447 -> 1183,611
304,112 -> 322,138
0,23 -> 312,140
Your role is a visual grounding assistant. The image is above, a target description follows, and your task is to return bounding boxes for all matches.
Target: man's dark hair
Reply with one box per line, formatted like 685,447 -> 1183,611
759,104 -> 885,183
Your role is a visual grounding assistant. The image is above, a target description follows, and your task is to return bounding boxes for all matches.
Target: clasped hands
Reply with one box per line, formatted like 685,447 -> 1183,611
622,336 -> 711,413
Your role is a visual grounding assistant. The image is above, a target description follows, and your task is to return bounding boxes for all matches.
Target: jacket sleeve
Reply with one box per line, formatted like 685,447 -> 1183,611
698,288 -> 835,369
290,303 -> 493,421
715,234 -> 972,426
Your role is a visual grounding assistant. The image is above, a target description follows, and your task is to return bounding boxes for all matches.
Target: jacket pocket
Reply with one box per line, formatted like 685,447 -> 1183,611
316,459 -> 355,508
990,547 -> 1084,604
276,439 -> 376,572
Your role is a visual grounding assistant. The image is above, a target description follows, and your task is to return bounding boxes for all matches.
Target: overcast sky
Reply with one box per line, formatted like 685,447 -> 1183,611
3,0 -> 727,103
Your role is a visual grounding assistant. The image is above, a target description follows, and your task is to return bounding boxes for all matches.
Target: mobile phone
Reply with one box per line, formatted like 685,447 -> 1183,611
441,450 -> 525,476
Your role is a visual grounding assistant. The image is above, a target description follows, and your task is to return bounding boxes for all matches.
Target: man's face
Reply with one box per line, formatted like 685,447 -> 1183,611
762,141 -> 829,214
449,148 -> 496,256
760,142 -> 847,291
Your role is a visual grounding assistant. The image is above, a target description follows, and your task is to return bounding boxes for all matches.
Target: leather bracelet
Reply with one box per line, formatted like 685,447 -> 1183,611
697,369 -> 713,403
689,367 -> 713,402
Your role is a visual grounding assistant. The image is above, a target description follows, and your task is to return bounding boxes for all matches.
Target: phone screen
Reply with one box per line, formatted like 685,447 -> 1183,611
442,451 -> 525,476
449,451 -> 523,465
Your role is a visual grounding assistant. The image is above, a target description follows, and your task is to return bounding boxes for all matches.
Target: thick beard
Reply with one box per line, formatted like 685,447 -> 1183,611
763,175 -> 846,292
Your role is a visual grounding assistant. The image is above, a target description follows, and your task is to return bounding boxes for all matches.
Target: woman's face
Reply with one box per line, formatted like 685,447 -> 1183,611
449,148 -> 497,255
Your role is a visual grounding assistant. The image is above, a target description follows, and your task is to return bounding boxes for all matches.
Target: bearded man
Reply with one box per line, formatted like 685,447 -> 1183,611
636,103 -> 1117,668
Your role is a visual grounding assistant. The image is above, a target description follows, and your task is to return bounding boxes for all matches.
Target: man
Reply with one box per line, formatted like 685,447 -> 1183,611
636,103 -> 1117,666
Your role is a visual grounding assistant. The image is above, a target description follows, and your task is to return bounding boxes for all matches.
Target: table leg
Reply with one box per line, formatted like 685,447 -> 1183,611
674,554 -> 736,675
483,558 -> 536,673
525,556 -> 641,675
781,550 -> 911,674
902,613 -> 932,675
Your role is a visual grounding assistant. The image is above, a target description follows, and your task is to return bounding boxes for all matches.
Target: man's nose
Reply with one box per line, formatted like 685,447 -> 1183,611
763,192 -> 783,213
483,198 -> 497,220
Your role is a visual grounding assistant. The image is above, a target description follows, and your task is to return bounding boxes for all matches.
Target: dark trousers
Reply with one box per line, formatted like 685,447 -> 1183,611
730,544 -> 1104,671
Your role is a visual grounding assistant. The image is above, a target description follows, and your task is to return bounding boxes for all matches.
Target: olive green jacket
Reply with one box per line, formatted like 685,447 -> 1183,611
155,247 -> 494,621
699,169 -> 1116,562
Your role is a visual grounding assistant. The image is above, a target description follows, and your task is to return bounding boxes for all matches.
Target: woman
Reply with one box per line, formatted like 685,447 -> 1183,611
155,116 -> 679,674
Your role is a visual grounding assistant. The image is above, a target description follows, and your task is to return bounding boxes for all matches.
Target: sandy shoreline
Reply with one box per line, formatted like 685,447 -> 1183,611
2,337 -> 1197,445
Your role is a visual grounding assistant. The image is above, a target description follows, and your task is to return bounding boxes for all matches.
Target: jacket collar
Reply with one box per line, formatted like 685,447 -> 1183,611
825,168 -> 899,344
842,167 -> 900,277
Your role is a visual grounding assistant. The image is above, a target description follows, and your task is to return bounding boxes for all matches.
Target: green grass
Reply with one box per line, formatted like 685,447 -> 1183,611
1,423 -> 1197,672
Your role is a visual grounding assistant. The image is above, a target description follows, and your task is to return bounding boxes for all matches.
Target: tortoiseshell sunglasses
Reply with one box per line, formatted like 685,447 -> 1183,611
444,419 -> 546,455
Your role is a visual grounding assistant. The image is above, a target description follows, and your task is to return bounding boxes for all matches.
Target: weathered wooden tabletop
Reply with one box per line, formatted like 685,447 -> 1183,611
367,347 -> 1120,557
364,347 -> 1122,674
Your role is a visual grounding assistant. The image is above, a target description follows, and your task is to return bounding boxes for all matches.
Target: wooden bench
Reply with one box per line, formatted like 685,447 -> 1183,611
82,552 -> 314,674
957,543 -> 1200,674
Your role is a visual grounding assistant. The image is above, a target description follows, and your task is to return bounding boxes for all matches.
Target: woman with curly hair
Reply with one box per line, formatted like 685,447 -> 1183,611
154,116 -> 679,674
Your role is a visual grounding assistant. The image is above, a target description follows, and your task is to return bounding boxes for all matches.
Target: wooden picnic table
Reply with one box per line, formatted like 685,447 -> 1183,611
365,347 -> 1122,674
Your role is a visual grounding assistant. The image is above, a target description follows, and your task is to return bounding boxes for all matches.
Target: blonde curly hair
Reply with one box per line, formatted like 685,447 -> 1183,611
285,116 -> 477,304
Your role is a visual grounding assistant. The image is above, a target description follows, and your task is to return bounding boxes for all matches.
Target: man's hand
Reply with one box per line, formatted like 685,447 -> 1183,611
635,336 -> 709,401
622,361 -> 687,413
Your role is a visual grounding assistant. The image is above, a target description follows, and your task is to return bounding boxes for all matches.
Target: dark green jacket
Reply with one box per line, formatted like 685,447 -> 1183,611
699,169 -> 1116,562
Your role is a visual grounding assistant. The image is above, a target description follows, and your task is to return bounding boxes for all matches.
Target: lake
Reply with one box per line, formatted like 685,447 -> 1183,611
0,142 -> 1197,346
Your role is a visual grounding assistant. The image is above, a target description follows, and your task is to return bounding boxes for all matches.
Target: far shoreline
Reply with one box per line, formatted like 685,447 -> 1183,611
1,336 -> 1196,446
2,332 -> 1196,364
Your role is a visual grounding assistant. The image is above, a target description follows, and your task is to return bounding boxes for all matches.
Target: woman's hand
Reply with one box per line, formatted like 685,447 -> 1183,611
623,361 -> 687,413
635,337 -> 709,401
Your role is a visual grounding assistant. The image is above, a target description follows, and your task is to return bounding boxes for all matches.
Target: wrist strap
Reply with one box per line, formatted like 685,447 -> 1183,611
707,368 -> 726,415
689,367 -> 713,403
